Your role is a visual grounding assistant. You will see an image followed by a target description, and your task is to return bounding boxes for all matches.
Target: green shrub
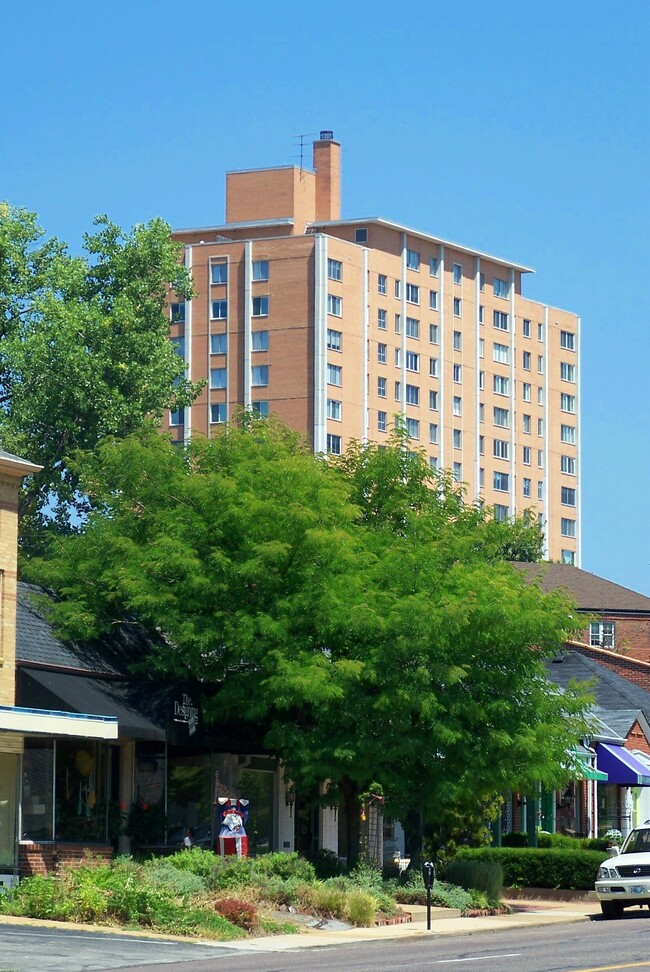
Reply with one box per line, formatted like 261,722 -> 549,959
455,847 -> 607,890
213,897 -> 257,931
447,859 -> 503,898
142,858 -> 207,895
501,832 -> 528,847
165,847 -> 220,879
311,848 -> 341,879
346,889 -> 377,927
310,883 -> 347,917
395,878 -> 472,912
253,852 -> 316,884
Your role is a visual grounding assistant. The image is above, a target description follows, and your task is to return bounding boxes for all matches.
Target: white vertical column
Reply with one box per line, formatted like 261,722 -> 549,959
509,268 -> 516,514
277,773 -> 295,852
184,245 -> 192,443
543,305 -> 550,558
438,245 -> 445,470
400,233 -> 407,418
474,257 -> 481,498
576,314 -> 582,567
362,248 -> 369,443
313,235 -> 328,453
244,242 -> 252,409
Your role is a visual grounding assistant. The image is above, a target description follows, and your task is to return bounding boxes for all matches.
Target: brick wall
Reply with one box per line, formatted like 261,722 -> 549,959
571,643 -> 650,691
577,615 -> 650,664
19,843 -> 113,878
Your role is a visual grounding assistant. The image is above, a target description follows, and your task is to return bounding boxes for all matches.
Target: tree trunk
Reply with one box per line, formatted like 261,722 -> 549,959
403,808 -> 423,871
340,776 -> 360,870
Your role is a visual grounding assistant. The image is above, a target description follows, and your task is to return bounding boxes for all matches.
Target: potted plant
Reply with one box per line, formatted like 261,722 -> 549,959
604,829 -> 623,856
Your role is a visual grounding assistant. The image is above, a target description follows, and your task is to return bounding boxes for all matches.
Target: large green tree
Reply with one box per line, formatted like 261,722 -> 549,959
26,422 -> 592,860
0,203 -> 200,544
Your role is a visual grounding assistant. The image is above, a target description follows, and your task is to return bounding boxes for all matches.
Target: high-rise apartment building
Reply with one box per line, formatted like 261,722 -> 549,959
167,132 -> 580,564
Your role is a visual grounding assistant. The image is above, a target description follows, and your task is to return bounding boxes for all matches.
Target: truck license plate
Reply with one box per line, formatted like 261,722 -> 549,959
631,885 -> 646,894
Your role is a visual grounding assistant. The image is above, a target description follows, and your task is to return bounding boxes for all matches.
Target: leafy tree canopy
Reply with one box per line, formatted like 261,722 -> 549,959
0,203 -> 201,545
26,421 -> 593,840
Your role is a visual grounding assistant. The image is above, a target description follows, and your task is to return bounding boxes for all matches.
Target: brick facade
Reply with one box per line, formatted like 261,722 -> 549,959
571,643 -> 650,692
18,843 -> 113,878
578,616 -> 650,664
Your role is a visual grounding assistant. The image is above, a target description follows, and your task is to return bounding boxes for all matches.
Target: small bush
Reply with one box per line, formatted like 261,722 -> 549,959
346,889 -> 377,927
143,859 -> 207,896
446,859 -> 503,898
165,847 -> 220,879
213,897 -> 257,931
253,852 -> 316,884
394,878 -> 472,912
455,846 -> 607,890
311,848 -> 341,879
502,832 -> 528,847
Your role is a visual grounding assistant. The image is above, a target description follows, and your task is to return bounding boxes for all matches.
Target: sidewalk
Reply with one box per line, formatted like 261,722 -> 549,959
224,896 -> 603,952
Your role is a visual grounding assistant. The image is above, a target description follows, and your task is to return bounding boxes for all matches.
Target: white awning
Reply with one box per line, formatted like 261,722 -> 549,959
0,705 -> 118,740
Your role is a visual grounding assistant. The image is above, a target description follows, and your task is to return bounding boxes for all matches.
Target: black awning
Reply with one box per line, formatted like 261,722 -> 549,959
20,669 -> 168,741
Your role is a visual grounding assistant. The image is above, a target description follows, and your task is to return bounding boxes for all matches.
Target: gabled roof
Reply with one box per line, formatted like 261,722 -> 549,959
546,650 -> 650,733
513,563 -> 650,614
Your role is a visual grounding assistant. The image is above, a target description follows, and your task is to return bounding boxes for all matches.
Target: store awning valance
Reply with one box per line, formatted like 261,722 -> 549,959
596,743 -> 650,786
575,754 -> 608,782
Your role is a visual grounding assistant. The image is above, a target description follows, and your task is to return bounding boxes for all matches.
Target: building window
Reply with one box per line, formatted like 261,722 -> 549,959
453,396 -> 462,417
522,318 -> 531,338
377,343 -> 387,364
523,350 -> 531,370
327,294 -> 341,316
405,384 -> 420,405
406,317 -> 420,339
327,363 -> 342,386
211,263 -> 228,284
327,399 -> 342,421
430,256 -> 440,277
378,377 -> 387,397
429,324 -> 439,344
211,300 -> 228,319
561,424 -> 576,444
537,322 -> 544,342
522,382 -> 531,402
252,365 -> 269,386
406,418 -> 420,439
452,263 -> 462,284
453,461 -> 462,482
378,309 -> 387,330
210,402 -> 227,424
429,423 -> 438,444
561,393 -> 576,413
453,297 -> 462,316
252,400 -> 269,417
378,274 -> 387,294
429,290 -> 438,311
561,362 -> 576,382
354,228 -> 368,243
561,455 -> 576,475
538,480 -> 544,500
210,367 -> 227,389
170,302 -> 185,323
453,330 -> 462,351
479,370 -> 485,390
479,305 -> 485,324
561,549 -> 575,565
493,439 -> 509,460
479,402 -> 485,422
494,471 -> 509,491
561,486 -> 576,506
479,272 -> 485,292
493,278 -> 508,298
395,381 -> 401,400
327,433 -> 342,455
395,314 -> 401,334
252,330 -> 269,352
171,335 -> 185,358
395,348 -> 401,367
493,343 -> 509,364
453,429 -> 462,449
561,330 -> 575,351
494,504 -> 509,522
479,338 -> 484,357
169,406 -> 184,426
406,283 -> 419,304
211,333 -> 227,354
453,363 -> 462,383
395,280 -> 401,299
406,351 -> 420,372
253,295 -> 269,317
493,310 -> 508,330
429,390 -> 438,410
479,435 -> 484,455
589,621 -> 614,649
378,410 -> 387,432
494,407 -> 509,428
538,418 -> 544,436
252,259 -> 269,281
523,445 -> 531,465
429,456 -> 438,470
561,517 -> 576,537
493,375 -> 509,396
523,478 -> 531,498
523,414 -> 531,434
327,328 -> 342,351
537,355 -> 544,374
538,450 -> 544,468
538,387 -> 544,405
327,258 -> 342,281
406,248 -> 420,270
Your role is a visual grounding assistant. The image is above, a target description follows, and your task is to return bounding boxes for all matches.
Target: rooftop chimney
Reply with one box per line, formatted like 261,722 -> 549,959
313,132 -> 340,222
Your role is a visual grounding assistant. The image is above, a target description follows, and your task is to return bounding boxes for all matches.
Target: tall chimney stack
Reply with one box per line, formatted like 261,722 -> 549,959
313,131 -> 341,222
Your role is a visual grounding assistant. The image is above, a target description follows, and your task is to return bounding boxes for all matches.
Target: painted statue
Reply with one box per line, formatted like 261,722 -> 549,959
217,797 -> 249,858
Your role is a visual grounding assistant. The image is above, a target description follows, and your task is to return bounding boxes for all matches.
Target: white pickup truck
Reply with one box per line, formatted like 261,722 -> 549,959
595,826 -> 650,918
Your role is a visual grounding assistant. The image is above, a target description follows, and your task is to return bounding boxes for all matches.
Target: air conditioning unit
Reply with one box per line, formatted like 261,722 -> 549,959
0,873 -> 17,889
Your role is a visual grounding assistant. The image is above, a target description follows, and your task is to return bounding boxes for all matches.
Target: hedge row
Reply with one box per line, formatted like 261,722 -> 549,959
454,847 -> 609,890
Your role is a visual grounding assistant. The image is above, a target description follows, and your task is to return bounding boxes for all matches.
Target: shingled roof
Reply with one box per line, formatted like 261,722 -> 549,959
512,563 -> 650,613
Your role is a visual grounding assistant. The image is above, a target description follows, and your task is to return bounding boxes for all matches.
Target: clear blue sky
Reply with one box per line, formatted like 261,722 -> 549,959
2,1 -> 649,592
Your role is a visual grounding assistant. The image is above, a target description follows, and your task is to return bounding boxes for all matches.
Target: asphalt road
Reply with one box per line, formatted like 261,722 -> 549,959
4,913 -> 650,972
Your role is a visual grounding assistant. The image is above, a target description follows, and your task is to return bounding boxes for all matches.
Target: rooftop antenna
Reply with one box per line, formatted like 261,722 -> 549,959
292,132 -> 318,178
